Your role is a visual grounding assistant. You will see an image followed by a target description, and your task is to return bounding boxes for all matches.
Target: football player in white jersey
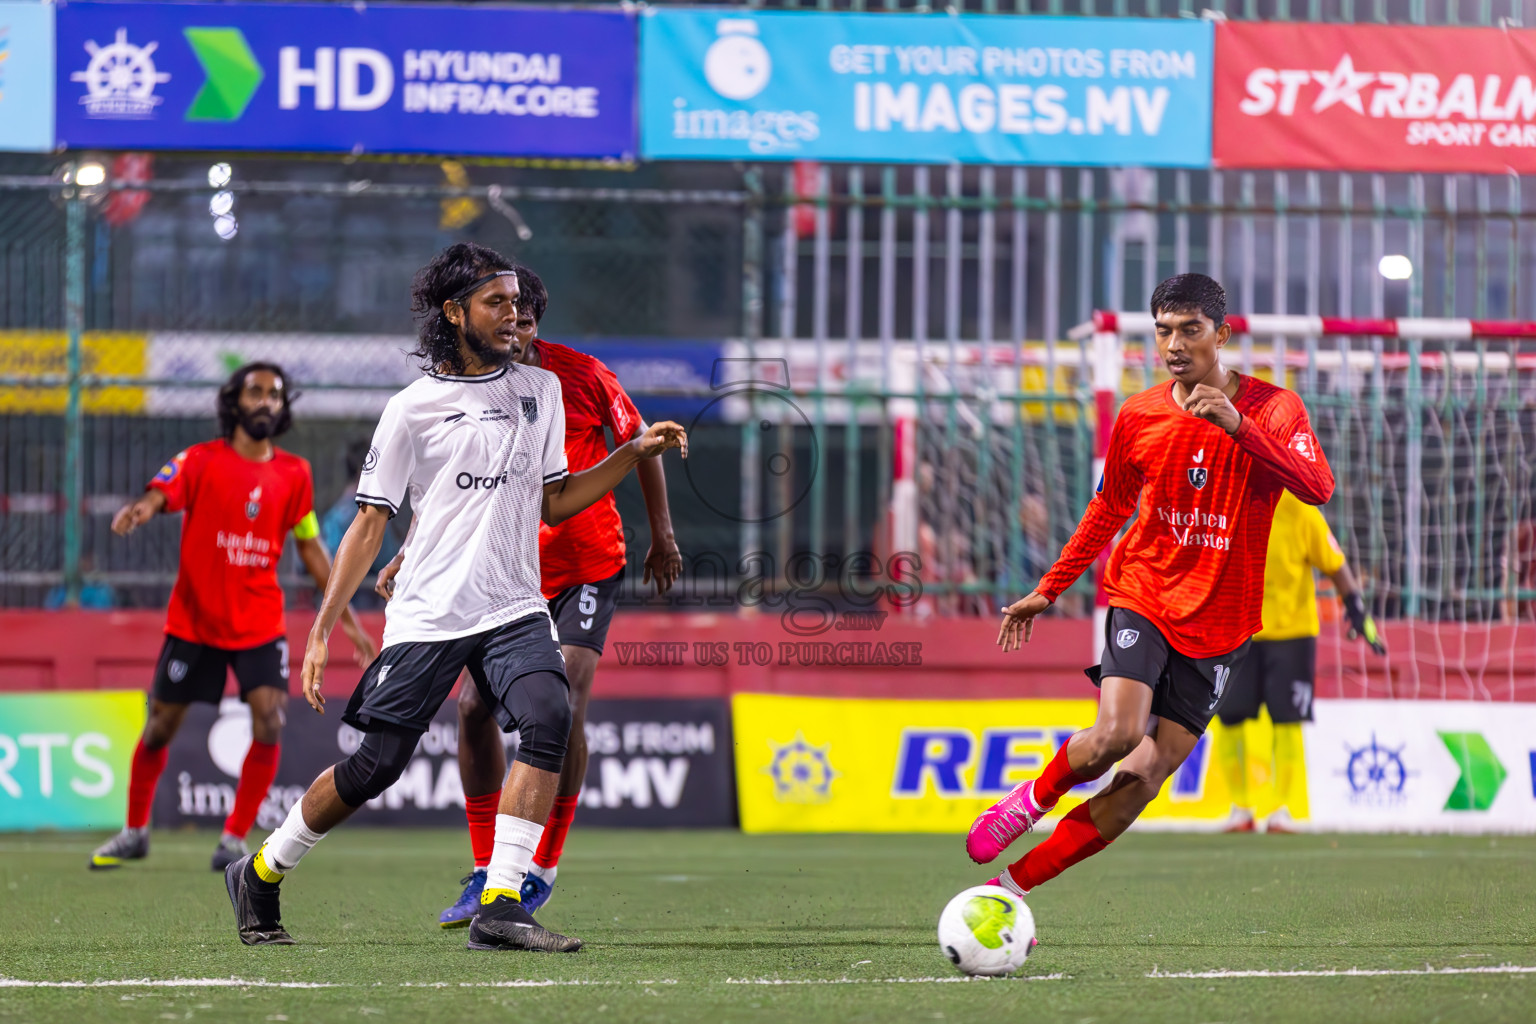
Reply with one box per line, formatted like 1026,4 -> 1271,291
223,243 -> 686,952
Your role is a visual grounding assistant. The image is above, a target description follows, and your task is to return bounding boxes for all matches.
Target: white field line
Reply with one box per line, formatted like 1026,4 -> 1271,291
723,975 -> 1069,985
0,978 -> 675,990
1148,965 -> 1536,980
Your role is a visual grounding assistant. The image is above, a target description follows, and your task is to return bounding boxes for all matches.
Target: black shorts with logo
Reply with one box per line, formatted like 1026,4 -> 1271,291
1217,636 -> 1316,727
343,613 -> 568,734
1088,607 -> 1252,737
547,569 -> 624,654
151,634 -> 290,705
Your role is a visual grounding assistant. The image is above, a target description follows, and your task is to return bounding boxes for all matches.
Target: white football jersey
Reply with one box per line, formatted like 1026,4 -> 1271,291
357,363 -> 568,647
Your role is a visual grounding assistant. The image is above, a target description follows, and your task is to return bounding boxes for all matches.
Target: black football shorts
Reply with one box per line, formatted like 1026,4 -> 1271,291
343,613 -> 568,735
151,634 -> 290,705
546,569 -> 623,654
1087,607 -> 1252,737
1217,636 -> 1316,726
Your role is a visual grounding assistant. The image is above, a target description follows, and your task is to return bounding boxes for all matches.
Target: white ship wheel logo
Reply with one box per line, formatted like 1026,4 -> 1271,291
73,28 -> 170,103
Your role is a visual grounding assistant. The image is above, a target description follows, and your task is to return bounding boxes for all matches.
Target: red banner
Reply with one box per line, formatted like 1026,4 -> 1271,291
1214,22 -> 1536,173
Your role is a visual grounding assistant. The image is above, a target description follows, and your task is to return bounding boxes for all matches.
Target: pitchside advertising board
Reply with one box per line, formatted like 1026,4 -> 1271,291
0,0 -> 55,151
54,2 -> 637,158
151,697 -> 735,831
1215,22 -> 1536,173
732,694 -> 1536,834
0,692 -> 145,830
641,11 -> 1213,165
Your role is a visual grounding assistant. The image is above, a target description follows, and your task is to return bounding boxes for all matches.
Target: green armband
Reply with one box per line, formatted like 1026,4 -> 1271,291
292,510 -> 320,541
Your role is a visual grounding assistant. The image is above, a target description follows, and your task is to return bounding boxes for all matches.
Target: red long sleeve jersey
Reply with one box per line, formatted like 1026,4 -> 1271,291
1037,375 -> 1335,658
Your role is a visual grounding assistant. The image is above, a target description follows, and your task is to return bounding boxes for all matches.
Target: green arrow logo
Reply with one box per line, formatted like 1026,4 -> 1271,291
1438,732 -> 1507,812
183,28 -> 263,122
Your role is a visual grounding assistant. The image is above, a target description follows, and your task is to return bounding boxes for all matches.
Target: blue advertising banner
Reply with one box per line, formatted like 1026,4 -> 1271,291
55,2 -> 636,158
0,1 -> 55,151
641,10 -> 1213,166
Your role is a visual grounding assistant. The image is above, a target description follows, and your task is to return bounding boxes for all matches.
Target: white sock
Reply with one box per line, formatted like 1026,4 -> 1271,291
485,814 -> 543,897
262,799 -> 327,874
529,862 -> 557,885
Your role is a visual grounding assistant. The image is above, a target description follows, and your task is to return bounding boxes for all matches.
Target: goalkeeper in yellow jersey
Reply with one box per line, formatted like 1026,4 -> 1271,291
1216,490 -> 1385,833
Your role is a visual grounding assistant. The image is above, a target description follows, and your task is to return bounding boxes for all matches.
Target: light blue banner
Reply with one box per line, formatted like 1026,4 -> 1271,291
0,1 -> 55,152
641,10 -> 1212,166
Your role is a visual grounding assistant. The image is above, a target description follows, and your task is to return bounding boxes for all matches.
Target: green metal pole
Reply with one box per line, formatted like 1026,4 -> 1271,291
63,186 -> 86,607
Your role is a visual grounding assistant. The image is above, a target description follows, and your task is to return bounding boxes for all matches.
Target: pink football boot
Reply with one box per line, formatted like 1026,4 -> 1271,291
966,779 -> 1046,863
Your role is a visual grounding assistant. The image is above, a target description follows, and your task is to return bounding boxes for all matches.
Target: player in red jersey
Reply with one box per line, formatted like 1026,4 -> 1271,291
965,273 -> 1335,896
89,363 -> 377,873
374,266 -> 682,926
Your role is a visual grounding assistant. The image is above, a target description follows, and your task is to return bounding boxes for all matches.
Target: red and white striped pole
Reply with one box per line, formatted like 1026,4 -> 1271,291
1090,326 -> 1123,664
1079,311 -> 1536,342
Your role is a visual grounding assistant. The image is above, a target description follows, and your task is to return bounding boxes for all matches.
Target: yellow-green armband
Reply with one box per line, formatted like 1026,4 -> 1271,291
292,510 -> 320,541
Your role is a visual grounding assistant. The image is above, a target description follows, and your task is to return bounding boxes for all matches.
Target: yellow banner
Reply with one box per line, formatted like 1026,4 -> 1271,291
0,332 -> 148,413
732,694 -> 1298,833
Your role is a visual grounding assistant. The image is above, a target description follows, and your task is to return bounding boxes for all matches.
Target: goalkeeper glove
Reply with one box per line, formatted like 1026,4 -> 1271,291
1343,592 -> 1386,655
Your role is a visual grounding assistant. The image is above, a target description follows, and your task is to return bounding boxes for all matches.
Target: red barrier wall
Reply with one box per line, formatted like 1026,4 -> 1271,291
0,612 -> 1526,701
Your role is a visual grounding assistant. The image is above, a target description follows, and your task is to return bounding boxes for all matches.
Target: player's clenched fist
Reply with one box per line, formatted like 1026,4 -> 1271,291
1182,383 -> 1242,435
300,631 -> 330,714
997,591 -> 1051,653
633,421 -> 688,460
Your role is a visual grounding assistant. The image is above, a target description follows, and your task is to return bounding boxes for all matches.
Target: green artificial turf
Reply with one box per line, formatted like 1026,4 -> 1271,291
2,829 -> 1532,1023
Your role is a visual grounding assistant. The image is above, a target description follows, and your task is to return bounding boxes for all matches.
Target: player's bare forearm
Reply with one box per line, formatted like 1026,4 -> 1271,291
637,454 -> 682,593
310,507 -> 388,641
543,421 -> 687,526
1329,561 -> 1363,599
297,536 -> 377,665
111,488 -> 167,536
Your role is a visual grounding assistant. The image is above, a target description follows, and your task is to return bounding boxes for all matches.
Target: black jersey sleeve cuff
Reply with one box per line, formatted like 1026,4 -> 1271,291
355,494 -> 399,518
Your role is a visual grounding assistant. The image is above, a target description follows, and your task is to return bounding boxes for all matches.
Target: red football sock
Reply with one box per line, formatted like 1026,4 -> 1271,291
533,795 -> 580,870
1032,737 -> 1103,809
126,738 -> 169,829
465,792 -> 500,869
223,741 -> 280,840
1006,801 -> 1111,892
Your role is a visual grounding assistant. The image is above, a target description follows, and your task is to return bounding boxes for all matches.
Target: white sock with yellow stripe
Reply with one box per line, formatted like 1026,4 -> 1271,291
482,814 -> 544,904
253,799 -> 326,883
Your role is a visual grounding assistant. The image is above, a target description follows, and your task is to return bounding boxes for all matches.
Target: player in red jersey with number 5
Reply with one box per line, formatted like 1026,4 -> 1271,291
89,363 -> 377,873
966,274 -> 1335,896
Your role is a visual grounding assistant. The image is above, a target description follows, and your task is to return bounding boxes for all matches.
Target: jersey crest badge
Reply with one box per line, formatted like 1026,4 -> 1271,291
521,396 -> 538,423
1116,628 -> 1140,649
1289,431 -> 1318,462
1187,467 -> 1208,490
245,485 -> 262,521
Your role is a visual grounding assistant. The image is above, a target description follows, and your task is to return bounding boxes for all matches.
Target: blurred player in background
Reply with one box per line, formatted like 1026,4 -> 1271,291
89,362 -> 377,873
375,265 -> 683,928
1216,490 -> 1386,834
968,273 -> 1335,900
224,243 -> 687,950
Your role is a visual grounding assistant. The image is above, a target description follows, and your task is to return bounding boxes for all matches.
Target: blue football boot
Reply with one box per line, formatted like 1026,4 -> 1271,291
520,871 -> 554,914
438,868 -> 487,929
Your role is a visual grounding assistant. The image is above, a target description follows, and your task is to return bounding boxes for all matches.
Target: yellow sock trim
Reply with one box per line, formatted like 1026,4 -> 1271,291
481,887 -> 521,905
252,847 -> 285,884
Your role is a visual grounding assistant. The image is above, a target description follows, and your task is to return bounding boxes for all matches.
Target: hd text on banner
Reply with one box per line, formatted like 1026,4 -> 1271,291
641,11 -> 1214,165
54,2 -> 637,158
732,694 -> 1249,834
1215,22 -> 1536,173
0,0 -> 55,152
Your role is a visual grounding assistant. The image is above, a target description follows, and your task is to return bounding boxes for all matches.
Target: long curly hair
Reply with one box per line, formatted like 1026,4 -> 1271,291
410,242 -> 516,375
217,361 -> 295,440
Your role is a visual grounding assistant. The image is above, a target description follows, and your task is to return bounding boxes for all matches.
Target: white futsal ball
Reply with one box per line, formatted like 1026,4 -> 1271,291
937,885 -> 1036,977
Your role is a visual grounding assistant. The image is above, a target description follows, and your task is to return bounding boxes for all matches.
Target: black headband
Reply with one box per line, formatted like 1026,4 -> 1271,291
448,270 -> 516,305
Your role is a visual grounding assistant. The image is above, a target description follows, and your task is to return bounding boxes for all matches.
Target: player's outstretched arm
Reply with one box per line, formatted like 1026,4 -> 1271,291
295,536 -> 379,667
111,489 -> 167,536
542,421 -> 688,527
997,591 -> 1052,653
301,505 -> 390,714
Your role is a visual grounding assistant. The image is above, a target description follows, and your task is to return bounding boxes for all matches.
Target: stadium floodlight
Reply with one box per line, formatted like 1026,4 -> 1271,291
1378,254 -> 1413,280
208,162 -> 233,189
213,214 -> 239,240
74,162 -> 107,188
209,191 -> 234,217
